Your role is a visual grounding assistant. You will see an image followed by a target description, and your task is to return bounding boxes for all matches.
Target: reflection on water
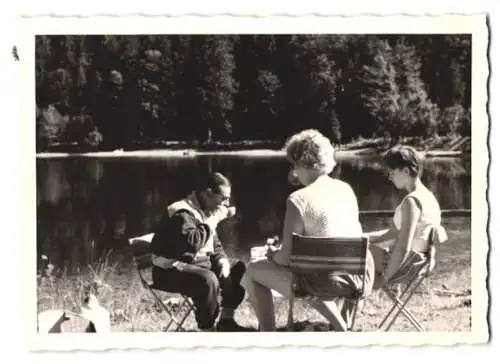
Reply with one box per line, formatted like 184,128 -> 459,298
36,155 -> 471,272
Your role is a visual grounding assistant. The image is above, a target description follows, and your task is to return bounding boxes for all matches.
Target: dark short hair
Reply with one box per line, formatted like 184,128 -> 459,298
383,145 -> 424,177
194,172 -> 231,194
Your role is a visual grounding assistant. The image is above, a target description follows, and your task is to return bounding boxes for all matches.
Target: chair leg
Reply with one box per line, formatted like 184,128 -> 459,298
347,299 -> 360,331
149,289 -> 190,332
383,281 -> 426,332
174,297 -> 195,332
137,269 -> 195,331
385,294 -> 425,332
287,278 -> 296,331
169,296 -> 196,332
378,275 -> 426,332
378,289 -> 405,330
378,274 -> 419,330
386,275 -> 426,331
287,296 -> 295,331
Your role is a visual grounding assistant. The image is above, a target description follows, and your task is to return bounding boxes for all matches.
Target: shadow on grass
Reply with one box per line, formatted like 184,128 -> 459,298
276,321 -> 332,332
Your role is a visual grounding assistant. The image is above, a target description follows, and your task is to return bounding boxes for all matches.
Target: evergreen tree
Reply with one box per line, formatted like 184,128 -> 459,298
359,39 -> 400,139
392,40 -> 439,138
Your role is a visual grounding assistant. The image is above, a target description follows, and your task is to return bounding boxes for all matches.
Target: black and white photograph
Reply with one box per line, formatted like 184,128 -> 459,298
18,14 -> 489,350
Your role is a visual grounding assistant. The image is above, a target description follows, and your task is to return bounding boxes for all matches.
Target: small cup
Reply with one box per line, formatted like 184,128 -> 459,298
226,206 -> 237,217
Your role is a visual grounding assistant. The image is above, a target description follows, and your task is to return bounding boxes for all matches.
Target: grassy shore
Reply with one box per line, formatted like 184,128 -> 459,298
37,226 -> 471,332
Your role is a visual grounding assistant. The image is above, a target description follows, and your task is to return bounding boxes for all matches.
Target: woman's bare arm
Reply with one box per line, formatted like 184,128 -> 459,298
365,226 -> 399,244
271,197 -> 304,266
383,197 -> 420,281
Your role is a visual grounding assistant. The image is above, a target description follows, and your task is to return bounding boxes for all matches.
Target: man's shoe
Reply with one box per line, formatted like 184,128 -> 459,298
216,318 -> 254,332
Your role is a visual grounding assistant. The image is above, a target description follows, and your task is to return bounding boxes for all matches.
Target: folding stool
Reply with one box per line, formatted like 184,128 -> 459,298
377,227 -> 445,332
129,233 -> 196,332
287,233 -> 370,332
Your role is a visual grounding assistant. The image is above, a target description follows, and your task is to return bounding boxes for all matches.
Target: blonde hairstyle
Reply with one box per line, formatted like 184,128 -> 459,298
284,129 -> 336,174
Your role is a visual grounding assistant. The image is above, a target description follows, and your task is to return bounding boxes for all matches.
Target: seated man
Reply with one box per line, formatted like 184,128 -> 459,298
151,172 -> 249,331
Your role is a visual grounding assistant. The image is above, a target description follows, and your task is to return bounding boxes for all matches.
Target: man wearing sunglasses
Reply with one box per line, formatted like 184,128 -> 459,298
151,172 -> 250,331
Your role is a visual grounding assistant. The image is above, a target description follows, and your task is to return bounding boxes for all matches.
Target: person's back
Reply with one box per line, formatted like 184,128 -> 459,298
289,175 -> 363,238
241,129 -> 374,332
287,174 -> 374,301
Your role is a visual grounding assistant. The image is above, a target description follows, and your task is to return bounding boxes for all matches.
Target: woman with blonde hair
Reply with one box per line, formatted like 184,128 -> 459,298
241,129 -> 375,331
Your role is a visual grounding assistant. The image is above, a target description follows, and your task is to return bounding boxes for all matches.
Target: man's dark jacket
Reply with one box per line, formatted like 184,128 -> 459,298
151,204 -> 227,269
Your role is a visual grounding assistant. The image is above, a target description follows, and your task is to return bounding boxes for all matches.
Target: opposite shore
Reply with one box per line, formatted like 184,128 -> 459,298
36,136 -> 471,159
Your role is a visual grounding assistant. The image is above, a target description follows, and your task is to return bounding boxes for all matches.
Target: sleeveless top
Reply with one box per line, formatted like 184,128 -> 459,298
392,182 -> 443,252
289,175 -> 363,237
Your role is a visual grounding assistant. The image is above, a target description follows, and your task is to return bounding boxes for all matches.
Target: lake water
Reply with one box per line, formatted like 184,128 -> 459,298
36,154 -> 471,272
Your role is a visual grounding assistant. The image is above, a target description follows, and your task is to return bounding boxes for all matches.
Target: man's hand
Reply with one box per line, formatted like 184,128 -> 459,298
219,258 -> 231,278
226,206 -> 236,217
206,206 -> 236,231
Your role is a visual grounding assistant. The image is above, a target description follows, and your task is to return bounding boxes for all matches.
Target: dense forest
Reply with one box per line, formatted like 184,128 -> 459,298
35,34 -> 471,152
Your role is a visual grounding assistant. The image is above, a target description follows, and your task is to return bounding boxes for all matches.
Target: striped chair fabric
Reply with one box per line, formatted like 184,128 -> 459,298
287,233 -> 369,331
386,228 -> 438,285
289,233 -> 369,275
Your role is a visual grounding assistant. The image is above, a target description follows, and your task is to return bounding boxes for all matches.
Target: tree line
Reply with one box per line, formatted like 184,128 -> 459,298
35,34 -> 471,151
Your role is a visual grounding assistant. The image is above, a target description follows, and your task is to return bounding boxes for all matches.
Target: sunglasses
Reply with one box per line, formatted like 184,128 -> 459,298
211,191 -> 231,205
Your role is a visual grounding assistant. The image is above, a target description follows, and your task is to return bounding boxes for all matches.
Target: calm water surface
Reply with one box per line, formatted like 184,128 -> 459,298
36,155 -> 471,272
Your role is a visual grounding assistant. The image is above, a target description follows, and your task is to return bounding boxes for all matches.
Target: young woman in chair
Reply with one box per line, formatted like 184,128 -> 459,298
241,129 -> 375,331
365,145 -> 446,290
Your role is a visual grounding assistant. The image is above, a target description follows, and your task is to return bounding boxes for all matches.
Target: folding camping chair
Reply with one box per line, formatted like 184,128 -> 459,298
128,233 -> 196,332
377,226 -> 447,332
287,233 -> 370,332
